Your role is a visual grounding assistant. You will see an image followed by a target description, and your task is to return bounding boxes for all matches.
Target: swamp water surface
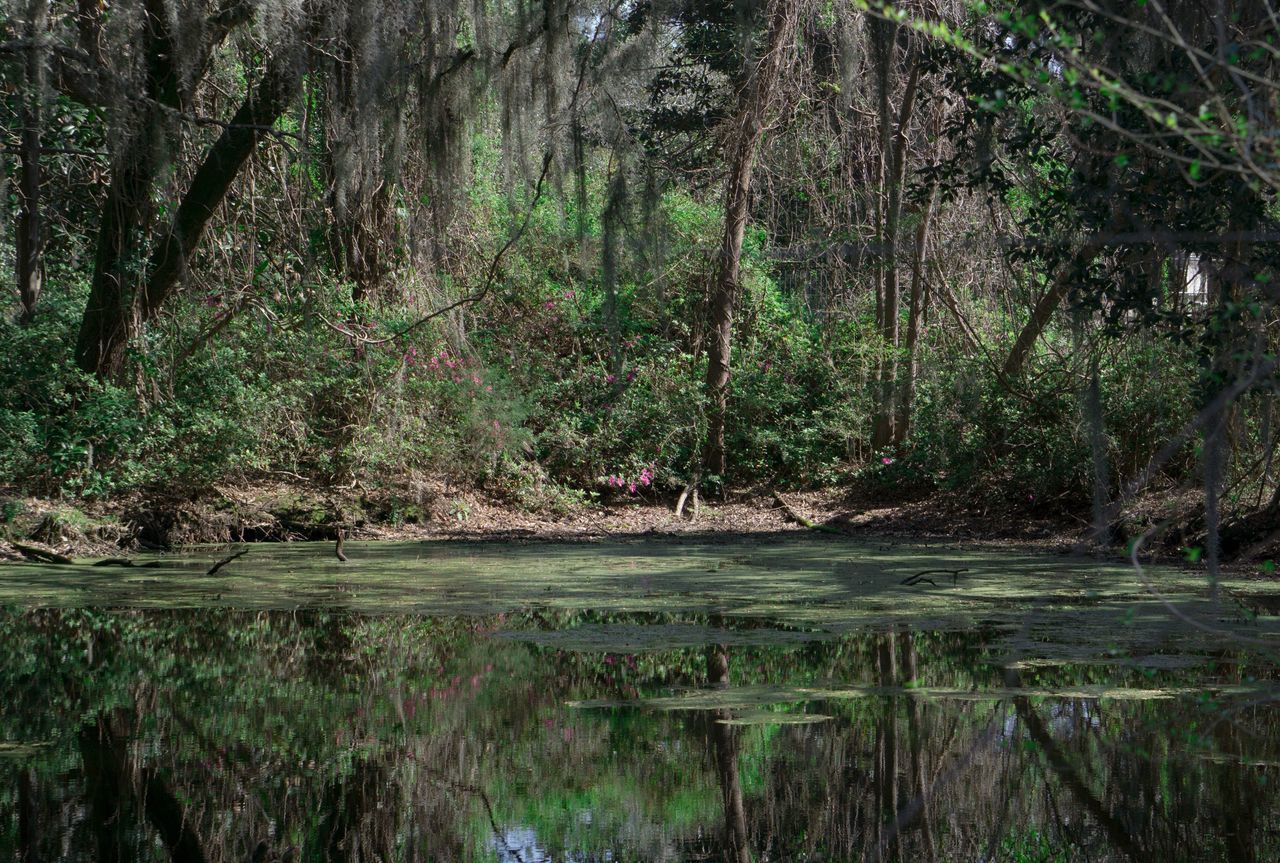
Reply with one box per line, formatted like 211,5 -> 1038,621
2,534 -> 1279,861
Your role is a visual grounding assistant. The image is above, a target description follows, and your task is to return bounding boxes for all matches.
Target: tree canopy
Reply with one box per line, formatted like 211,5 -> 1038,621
1,0 -> 1278,562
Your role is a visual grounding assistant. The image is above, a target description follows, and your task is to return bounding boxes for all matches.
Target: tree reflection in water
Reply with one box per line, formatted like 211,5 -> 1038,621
0,608 -> 1276,861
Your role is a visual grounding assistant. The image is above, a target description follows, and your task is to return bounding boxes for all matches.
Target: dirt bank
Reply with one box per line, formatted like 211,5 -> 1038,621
1,480 -> 1273,576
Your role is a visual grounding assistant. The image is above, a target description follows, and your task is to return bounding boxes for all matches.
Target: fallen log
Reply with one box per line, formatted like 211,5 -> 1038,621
771,491 -> 843,535
12,542 -> 74,565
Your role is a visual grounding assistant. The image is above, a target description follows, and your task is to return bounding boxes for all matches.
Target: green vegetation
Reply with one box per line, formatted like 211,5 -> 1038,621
0,1 -> 1275,563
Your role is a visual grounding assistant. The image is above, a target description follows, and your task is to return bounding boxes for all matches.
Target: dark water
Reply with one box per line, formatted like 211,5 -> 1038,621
1,604 -> 1277,862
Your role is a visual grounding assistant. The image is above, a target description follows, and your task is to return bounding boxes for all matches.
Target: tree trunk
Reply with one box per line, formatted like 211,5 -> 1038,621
870,41 -> 922,450
601,164 -> 626,378
15,0 -> 48,324
894,188 -> 936,443
74,0 -> 182,377
1083,345 -> 1114,543
1001,243 -> 1099,378
141,58 -> 303,319
76,37 -> 302,377
703,0 -> 798,482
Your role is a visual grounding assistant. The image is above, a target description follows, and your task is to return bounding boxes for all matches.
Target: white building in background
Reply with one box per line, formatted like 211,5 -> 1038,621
1185,253 -> 1210,306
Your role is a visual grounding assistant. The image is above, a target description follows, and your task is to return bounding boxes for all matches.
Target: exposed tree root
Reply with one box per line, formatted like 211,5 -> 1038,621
675,483 -> 700,522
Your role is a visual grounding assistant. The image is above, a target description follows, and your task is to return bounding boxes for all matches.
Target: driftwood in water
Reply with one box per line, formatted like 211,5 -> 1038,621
770,492 -> 843,535
12,542 -> 74,564
206,549 -> 249,576
901,568 -> 969,586
92,558 -> 164,569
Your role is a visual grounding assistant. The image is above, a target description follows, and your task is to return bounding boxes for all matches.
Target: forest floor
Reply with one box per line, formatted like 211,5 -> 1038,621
2,477 -> 1260,573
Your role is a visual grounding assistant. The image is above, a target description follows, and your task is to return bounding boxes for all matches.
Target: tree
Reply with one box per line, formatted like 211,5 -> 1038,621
14,0 -> 48,324
866,20 -> 924,449
73,1 -> 312,378
703,0 -> 799,483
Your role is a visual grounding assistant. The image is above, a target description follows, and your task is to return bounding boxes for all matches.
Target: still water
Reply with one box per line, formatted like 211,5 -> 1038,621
1,536 -> 1278,861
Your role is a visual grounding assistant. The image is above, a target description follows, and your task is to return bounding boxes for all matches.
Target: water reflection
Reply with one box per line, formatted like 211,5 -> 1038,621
0,608 -> 1276,861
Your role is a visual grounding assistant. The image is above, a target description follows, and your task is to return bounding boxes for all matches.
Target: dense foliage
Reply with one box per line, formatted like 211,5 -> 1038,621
1,1 -> 1277,551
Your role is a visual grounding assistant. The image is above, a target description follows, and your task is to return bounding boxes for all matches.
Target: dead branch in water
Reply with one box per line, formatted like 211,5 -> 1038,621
901,568 -> 969,586
206,548 -> 249,576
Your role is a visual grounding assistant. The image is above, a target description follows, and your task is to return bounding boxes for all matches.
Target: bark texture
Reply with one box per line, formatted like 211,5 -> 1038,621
15,0 -> 49,324
75,3 -> 302,378
703,0 -> 798,481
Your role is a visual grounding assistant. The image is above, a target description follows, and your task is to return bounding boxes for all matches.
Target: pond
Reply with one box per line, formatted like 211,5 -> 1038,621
1,535 -> 1278,861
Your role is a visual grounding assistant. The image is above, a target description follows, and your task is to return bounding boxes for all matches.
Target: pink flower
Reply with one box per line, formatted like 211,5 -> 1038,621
628,482 -> 637,494
605,373 -> 616,384
564,290 -> 576,300
544,300 -> 556,309
881,457 -> 894,465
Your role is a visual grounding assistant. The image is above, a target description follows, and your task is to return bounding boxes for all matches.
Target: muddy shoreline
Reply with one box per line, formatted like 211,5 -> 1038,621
2,480 -> 1269,578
